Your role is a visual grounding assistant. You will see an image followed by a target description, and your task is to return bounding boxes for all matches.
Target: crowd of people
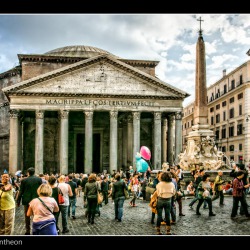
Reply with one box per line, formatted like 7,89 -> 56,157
0,162 -> 249,235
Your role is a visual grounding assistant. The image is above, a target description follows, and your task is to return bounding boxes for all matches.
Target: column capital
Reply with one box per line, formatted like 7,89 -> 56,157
110,110 -> 118,120
9,109 -> 20,119
85,110 -> 93,120
132,111 -> 140,120
168,114 -> 174,123
36,110 -> 44,119
127,114 -> 133,123
59,110 -> 69,119
154,112 -> 162,120
175,111 -> 182,120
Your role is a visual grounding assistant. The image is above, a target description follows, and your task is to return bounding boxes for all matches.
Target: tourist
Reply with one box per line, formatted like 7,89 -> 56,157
48,176 -> 60,234
0,172 -> 16,235
16,167 -> 43,235
155,172 -> 176,235
211,170 -> 225,205
27,183 -> 59,235
196,174 -> 216,216
112,174 -> 127,222
101,176 -> 109,205
223,181 -> 233,195
57,175 -> 73,233
67,174 -> 77,220
230,171 -> 250,219
186,181 -> 195,195
80,174 -> 88,208
129,173 -> 139,207
189,169 -> 207,209
84,174 -> 100,224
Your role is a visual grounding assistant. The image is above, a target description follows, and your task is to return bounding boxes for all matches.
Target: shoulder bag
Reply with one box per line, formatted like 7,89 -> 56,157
57,184 -> 65,204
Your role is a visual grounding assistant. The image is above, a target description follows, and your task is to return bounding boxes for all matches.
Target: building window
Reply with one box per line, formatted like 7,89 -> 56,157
211,116 -> 214,125
229,126 -> 234,137
223,84 -> 227,94
229,145 -> 234,151
230,156 -> 234,161
215,129 -> 220,140
191,120 -> 193,126
229,108 -> 234,118
238,156 -> 243,164
239,144 -> 242,151
210,107 -> 214,112
216,114 -> 220,123
237,124 -> 243,135
216,104 -> 220,110
239,75 -> 243,85
188,122 -> 189,127
238,93 -> 243,99
231,80 -> 235,90
184,123 -> 186,129
222,146 -> 226,152
222,101 -> 227,107
222,127 -> 226,138
223,111 -> 226,121
229,97 -> 234,103
239,104 -> 242,116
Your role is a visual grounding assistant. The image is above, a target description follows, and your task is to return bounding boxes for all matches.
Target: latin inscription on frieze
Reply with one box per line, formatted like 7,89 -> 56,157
45,99 -> 154,107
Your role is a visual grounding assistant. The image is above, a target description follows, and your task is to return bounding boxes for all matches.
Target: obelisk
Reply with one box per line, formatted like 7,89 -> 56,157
193,17 -> 208,127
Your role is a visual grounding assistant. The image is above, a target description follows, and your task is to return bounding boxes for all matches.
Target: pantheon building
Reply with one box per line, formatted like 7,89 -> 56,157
0,45 -> 189,175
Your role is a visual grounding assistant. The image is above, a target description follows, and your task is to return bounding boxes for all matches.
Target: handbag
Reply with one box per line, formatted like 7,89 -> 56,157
57,184 -> 65,204
97,192 -> 103,204
124,187 -> 129,199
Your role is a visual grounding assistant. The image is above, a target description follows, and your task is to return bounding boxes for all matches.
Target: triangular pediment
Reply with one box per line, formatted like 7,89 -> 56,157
3,55 -> 189,99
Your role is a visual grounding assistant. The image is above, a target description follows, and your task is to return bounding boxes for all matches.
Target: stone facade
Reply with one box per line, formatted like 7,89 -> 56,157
0,45 -> 189,175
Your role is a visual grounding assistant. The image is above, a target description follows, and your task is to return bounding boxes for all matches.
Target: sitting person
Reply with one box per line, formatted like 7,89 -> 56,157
223,181 -> 233,195
186,181 -> 195,195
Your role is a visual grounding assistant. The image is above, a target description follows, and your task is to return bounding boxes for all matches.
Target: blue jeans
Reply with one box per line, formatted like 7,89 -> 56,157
156,197 -> 172,227
114,196 -> 125,220
59,205 -> 68,231
68,197 -> 77,216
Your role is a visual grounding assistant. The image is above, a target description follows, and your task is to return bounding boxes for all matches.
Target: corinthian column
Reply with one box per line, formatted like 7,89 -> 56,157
133,111 -> 140,168
85,110 -> 93,174
167,115 -> 174,166
175,112 -> 182,162
35,110 -> 44,174
110,110 -> 118,173
9,109 -> 20,174
59,110 -> 69,175
162,117 -> 167,162
127,114 -> 133,166
154,112 -> 162,169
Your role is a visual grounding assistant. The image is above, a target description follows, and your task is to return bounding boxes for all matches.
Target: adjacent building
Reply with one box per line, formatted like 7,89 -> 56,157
182,55 -> 250,166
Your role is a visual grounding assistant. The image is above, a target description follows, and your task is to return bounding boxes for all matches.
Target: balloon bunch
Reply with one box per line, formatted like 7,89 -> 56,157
135,146 -> 151,173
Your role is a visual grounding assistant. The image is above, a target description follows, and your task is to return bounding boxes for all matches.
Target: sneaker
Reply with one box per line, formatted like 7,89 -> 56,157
209,213 -> 216,216
129,202 -> 133,207
133,204 -> 137,207
116,219 -> 122,222
189,205 -> 193,209
196,212 -> 201,215
62,229 -> 69,233
179,213 -> 185,216
161,221 -> 166,225
170,220 -> 176,225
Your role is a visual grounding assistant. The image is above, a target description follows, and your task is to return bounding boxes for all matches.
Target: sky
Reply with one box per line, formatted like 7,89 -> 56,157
0,14 -> 250,106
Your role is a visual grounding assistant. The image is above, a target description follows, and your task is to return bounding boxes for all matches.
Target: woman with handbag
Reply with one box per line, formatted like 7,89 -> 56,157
27,183 -> 59,235
196,174 -> 216,216
112,174 -> 127,222
84,174 -> 100,224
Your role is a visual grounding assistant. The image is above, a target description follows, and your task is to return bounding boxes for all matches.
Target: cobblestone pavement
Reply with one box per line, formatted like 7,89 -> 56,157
13,195 -> 250,236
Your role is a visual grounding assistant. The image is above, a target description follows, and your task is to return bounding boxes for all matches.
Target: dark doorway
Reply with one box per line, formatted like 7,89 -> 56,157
76,133 -> 101,173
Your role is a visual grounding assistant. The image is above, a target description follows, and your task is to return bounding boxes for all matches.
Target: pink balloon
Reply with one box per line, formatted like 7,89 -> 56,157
140,146 -> 151,160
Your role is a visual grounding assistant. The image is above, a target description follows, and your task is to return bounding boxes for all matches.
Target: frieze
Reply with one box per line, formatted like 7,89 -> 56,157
45,99 -> 154,107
